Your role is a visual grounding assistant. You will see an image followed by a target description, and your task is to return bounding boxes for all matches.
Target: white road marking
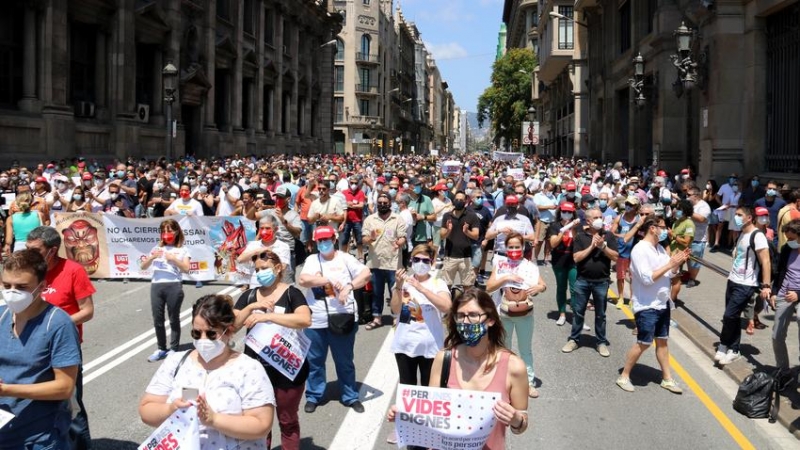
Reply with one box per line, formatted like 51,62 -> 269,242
328,329 -> 399,450
83,285 -> 238,381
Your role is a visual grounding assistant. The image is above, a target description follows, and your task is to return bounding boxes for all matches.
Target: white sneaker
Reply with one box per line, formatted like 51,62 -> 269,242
719,350 -> 741,366
713,351 -> 726,362
556,316 -> 566,326
583,324 -> 591,331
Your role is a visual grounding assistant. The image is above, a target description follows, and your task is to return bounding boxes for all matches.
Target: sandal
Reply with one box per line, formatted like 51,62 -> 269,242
745,322 -> 755,335
365,321 -> 382,331
528,385 -> 539,398
754,319 -> 767,330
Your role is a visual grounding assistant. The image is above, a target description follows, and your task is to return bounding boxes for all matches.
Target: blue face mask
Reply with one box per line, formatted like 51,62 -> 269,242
413,185 -> 422,195
733,215 -> 745,228
473,198 -> 482,207
751,180 -> 759,188
456,322 -> 487,347
767,189 -> 777,197
675,210 -> 684,219
317,239 -> 335,255
729,178 -> 737,186
658,229 -> 668,241
256,268 -> 277,287
598,200 -> 608,210
389,188 -> 398,197
447,182 -> 454,189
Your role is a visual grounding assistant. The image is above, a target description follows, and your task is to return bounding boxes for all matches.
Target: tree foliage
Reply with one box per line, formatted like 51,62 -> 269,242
477,48 -> 536,148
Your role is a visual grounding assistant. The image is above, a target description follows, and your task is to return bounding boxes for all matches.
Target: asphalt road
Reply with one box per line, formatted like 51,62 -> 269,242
80,266 -> 796,450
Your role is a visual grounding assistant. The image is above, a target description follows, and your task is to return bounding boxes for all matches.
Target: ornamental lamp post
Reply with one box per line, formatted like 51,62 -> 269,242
670,22 -> 698,93
527,106 -> 536,155
162,61 -> 178,161
628,53 -> 646,108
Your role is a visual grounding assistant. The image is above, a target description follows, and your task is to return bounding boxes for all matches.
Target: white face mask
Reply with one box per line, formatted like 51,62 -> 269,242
757,216 -> 769,225
2,283 -> 41,313
412,261 -> 432,276
591,218 -> 604,230
194,332 -> 227,363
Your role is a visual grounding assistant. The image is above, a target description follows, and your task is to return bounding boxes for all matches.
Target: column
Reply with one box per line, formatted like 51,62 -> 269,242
18,6 -> 39,111
152,48 -> 163,116
232,0 -> 243,130
255,4 -> 265,133
204,0 -> 217,129
94,31 -> 106,108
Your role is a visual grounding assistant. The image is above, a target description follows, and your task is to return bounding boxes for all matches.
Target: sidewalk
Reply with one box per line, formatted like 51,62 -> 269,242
656,247 -> 800,439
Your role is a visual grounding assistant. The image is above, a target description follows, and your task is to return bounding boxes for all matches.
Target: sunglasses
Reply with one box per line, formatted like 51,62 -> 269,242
377,202 -> 391,206
411,257 -> 432,264
251,252 -> 270,262
190,329 -> 222,340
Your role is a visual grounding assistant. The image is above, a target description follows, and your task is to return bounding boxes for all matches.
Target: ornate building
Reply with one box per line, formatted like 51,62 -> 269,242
0,0 -> 342,165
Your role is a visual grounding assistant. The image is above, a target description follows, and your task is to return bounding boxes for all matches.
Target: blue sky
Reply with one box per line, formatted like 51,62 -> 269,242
398,0 -> 503,114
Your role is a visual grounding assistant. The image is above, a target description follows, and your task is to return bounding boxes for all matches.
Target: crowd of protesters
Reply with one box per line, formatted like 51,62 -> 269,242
3,151 -> 800,449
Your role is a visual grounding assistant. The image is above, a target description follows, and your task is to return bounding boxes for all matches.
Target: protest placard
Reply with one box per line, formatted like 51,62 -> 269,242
442,161 -> 462,176
245,321 -> 311,381
138,406 -> 199,450
507,168 -> 525,181
395,384 -> 498,450
0,410 -> 14,430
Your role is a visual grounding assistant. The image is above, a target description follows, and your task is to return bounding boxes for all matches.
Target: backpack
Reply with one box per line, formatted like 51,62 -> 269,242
745,229 -> 778,282
733,368 -> 797,421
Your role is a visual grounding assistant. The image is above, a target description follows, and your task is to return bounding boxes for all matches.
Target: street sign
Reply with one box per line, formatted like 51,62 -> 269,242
522,121 -> 539,146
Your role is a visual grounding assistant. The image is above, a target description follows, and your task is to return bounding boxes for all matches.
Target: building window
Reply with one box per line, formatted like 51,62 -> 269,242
334,97 -> 344,123
360,99 -> 370,116
646,0 -> 657,34
619,1 -> 631,53
214,69 -> 229,127
283,21 -> 291,54
264,9 -> 274,46
360,68 -> 371,88
217,0 -> 230,21
263,85 -> 273,131
242,78 -> 253,129
297,97 -> 305,135
135,44 -> 155,107
363,0 -> 370,5
335,39 -> 344,61
334,66 -> 344,92
243,0 -> 255,36
69,22 -> 97,103
341,9 -> 347,26
361,34 -> 371,56
311,101 -> 317,137
0,4 -> 24,108
281,92 -> 291,133
557,6 -> 574,50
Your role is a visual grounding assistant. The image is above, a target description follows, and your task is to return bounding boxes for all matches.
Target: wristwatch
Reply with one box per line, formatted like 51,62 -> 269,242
760,283 -> 771,289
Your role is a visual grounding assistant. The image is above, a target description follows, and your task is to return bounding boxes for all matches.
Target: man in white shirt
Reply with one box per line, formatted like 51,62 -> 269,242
715,206 -> 771,366
686,186 -> 711,287
307,181 -> 345,231
165,182 -> 204,216
215,173 -> 242,216
715,173 -> 740,238
615,216 -> 689,393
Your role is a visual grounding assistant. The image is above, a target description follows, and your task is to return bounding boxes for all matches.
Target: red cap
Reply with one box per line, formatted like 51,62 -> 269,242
505,195 -> 519,206
657,170 -> 667,177
565,182 -> 577,191
681,168 -> 690,174
376,177 -> 386,184
313,225 -> 336,241
35,176 -> 47,183
82,173 -> 93,180
580,186 -> 591,195
560,202 -> 576,212
755,206 -> 769,216
433,183 -> 448,191
46,164 -> 55,169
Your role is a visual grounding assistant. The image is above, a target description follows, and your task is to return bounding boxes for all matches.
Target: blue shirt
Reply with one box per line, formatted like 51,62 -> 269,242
0,303 -> 81,448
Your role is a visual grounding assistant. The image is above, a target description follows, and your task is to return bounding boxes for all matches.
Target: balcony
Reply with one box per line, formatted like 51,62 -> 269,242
355,84 -> 380,95
350,115 -> 382,126
334,81 -> 344,93
356,52 -> 381,65
537,3 -> 576,83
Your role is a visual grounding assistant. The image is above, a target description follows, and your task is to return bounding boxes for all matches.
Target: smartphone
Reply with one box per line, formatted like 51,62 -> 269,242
182,387 -> 199,402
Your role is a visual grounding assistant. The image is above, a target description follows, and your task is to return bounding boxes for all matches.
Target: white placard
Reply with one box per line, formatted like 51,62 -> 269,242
245,321 -> 311,381
507,168 -> 524,181
0,409 -> 14,430
138,406 -> 200,450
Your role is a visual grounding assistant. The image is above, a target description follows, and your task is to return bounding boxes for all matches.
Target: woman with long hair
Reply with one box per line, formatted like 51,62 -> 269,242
141,219 -> 191,362
3,192 -> 44,254
139,295 -> 275,450
486,233 -> 546,398
705,179 -> 722,251
66,186 -> 92,213
233,250 -> 311,450
388,288 -> 530,448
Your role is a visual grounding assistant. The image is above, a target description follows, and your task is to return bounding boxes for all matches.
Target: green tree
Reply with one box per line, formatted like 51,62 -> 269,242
477,48 -> 536,149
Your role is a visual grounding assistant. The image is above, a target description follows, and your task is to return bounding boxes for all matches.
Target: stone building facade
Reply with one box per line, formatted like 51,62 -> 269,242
575,0 -> 800,183
0,0 -> 342,166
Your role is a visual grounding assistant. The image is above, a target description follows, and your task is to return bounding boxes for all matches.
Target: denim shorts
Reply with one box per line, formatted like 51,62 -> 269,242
635,308 -> 671,345
688,242 -> 706,269
340,221 -> 363,246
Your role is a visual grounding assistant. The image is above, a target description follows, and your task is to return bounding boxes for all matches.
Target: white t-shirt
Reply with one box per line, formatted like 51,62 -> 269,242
630,240 -> 677,313
489,214 -> 534,254
692,200 -> 711,243
432,197 -> 452,227
399,209 -> 414,247
217,184 -> 241,216
242,239 -> 292,287
492,258 -> 540,308
729,229 -> 769,286
717,183 -> 739,208
300,251 -> 367,329
145,351 -> 275,450
150,246 -> 190,283
391,276 -> 450,359
166,198 -> 205,216
308,197 -> 344,227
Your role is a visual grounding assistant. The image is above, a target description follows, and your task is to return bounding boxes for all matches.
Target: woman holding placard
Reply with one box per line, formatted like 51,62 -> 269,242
486,233 -> 546,398
140,219 -> 191,363
139,294 -> 276,450
233,250 -> 311,450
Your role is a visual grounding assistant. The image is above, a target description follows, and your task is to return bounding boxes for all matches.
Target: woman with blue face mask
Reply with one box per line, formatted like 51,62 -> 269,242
233,250 -> 311,450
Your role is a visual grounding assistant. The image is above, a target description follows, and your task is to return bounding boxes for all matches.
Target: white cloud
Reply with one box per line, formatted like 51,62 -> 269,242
425,42 -> 469,60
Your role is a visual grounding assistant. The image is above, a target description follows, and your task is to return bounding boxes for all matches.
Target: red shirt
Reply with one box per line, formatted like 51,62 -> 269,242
42,257 -> 96,342
343,189 -> 366,223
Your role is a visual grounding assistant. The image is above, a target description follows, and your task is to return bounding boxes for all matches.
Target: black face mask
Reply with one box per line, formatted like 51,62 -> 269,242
506,206 -> 518,215
453,199 -> 466,211
377,205 -> 391,214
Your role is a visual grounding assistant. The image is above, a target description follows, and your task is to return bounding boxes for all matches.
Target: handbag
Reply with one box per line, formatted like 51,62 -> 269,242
317,254 -> 356,335
500,293 -> 534,317
439,349 -> 452,388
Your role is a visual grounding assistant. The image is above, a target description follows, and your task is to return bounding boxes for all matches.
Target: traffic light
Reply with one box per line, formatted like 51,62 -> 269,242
378,140 -> 383,149
389,140 -> 394,148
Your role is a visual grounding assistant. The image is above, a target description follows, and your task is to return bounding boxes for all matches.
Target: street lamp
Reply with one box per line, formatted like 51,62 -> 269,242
548,11 -> 588,27
670,22 -> 698,94
628,53 -> 646,108
162,61 -> 178,161
527,106 -> 536,155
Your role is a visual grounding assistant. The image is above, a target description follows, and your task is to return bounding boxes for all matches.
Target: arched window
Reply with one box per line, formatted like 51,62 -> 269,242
360,34 -> 371,56
335,39 -> 344,61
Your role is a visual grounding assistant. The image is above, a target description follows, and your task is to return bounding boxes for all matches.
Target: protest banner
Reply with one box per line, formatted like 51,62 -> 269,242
52,212 -> 257,281
395,384 -> 497,450
441,161 -> 462,176
138,406 -> 200,450
507,168 -> 525,181
245,321 -> 311,381
492,151 -> 523,162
